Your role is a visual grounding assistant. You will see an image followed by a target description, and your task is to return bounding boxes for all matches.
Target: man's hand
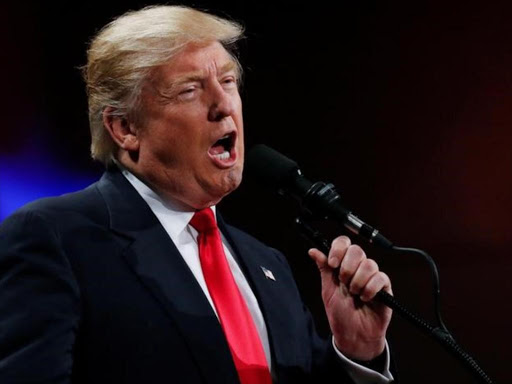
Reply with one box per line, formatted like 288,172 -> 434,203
308,236 -> 392,361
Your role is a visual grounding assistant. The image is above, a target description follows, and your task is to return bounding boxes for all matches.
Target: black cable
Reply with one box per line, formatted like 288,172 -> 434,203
374,290 -> 494,384
390,246 -> 449,333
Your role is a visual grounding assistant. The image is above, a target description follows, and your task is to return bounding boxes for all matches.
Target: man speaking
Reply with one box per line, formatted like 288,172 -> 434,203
0,5 -> 394,383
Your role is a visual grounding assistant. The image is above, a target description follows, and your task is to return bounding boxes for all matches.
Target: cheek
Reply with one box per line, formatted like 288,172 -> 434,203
233,107 -> 244,140
142,128 -> 181,166
149,118 -> 197,153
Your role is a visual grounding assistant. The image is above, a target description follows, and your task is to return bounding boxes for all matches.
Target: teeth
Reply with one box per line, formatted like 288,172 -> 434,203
213,151 -> 230,160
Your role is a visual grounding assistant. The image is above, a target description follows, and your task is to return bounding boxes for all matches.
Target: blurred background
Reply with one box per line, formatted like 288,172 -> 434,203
1,1 -> 511,382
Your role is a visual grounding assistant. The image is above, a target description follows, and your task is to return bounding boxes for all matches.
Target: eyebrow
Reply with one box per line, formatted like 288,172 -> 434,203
167,61 -> 239,88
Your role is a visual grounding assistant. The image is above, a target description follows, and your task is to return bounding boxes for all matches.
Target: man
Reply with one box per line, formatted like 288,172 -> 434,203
0,5 -> 394,383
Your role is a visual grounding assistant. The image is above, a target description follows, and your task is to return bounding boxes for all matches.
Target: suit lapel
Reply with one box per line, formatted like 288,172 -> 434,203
96,169 -> 240,384
218,216 -> 301,369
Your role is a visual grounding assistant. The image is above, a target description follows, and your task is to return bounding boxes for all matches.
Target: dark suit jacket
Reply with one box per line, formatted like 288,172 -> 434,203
0,167 -> 354,384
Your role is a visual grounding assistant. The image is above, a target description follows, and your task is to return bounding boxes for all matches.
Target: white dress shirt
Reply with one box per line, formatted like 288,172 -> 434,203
120,168 -> 392,383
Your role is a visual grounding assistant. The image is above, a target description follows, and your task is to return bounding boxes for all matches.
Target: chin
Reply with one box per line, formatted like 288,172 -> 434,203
188,165 -> 243,209
225,166 -> 243,192
209,168 -> 243,203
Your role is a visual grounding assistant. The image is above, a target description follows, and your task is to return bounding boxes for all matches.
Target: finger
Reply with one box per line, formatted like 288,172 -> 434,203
348,258 -> 379,296
338,244 -> 366,286
360,272 -> 392,302
308,248 -> 328,271
327,236 -> 351,269
309,248 -> 344,291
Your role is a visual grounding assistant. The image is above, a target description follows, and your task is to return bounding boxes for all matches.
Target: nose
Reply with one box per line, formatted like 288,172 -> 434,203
207,82 -> 237,122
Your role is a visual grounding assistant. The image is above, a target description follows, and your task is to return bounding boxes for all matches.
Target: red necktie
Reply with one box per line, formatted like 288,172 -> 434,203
190,208 -> 272,384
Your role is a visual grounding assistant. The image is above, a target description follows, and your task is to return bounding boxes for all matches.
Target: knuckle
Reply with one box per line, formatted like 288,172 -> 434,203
349,274 -> 362,291
327,250 -> 342,267
379,272 -> 392,288
339,266 -> 351,280
362,258 -> 378,273
328,248 -> 341,260
369,272 -> 389,290
348,244 -> 366,261
378,271 -> 389,282
350,281 -> 362,294
331,236 -> 351,250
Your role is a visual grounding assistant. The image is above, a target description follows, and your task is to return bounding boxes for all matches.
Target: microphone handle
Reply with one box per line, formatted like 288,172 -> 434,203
294,217 -> 407,308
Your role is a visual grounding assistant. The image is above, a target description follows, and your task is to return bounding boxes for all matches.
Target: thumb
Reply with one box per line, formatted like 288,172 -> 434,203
308,248 -> 329,272
308,248 -> 339,291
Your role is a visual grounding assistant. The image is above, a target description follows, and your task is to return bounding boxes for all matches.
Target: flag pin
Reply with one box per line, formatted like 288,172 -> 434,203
261,266 -> 276,281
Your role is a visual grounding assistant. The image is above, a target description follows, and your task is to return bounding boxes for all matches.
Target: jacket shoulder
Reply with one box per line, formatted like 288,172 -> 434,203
1,180 -> 108,230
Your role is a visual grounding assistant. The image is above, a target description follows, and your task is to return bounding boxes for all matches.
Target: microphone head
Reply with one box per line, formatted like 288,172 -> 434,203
244,144 -> 300,189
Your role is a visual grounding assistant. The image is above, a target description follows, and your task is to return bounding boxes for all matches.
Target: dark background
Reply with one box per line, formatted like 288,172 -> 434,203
1,1 -> 511,383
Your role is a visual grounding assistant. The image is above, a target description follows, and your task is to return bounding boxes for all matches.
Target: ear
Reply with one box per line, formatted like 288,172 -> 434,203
102,107 -> 140,152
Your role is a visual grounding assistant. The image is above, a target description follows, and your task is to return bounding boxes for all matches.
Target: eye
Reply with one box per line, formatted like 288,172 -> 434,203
221,76 -> 238,89
177,86 -> 198,100
180,86 -> 196,95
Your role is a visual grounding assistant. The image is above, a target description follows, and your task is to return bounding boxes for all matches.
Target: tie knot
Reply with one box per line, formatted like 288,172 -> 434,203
190,208 -> 218,233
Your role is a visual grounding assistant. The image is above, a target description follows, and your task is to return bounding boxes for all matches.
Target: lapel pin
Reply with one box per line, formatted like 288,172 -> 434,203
260,266 -> 276,281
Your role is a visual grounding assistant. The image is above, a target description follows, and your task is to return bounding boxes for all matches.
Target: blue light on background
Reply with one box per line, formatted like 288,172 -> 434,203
0,143 -> 100,222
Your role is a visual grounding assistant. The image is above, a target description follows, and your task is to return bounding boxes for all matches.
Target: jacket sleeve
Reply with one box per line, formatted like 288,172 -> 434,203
0,210 -> 81,384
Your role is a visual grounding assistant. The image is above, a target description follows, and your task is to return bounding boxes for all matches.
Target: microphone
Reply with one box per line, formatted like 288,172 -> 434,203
245,144 -> 393,249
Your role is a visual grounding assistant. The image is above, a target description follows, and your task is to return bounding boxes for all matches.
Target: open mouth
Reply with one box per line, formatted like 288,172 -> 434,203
208,132 -> 236,162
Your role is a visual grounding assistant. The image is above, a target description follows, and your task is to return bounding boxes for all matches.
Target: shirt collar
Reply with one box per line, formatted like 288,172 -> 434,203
115,162 -> 217,240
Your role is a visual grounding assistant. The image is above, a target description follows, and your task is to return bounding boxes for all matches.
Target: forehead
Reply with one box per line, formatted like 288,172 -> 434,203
155,41 -> 237,83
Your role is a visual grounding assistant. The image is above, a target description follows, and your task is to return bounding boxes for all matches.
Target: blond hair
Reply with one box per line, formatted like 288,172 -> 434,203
83,5 -> 244,165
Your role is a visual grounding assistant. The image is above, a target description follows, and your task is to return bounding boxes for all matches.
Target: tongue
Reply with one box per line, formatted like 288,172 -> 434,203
209,144 -> 226,156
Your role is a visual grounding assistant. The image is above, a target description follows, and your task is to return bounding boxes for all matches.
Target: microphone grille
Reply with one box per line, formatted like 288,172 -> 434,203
244,144 -> 299,188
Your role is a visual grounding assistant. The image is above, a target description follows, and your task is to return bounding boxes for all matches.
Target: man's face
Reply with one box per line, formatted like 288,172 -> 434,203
134,41 -> 244,210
